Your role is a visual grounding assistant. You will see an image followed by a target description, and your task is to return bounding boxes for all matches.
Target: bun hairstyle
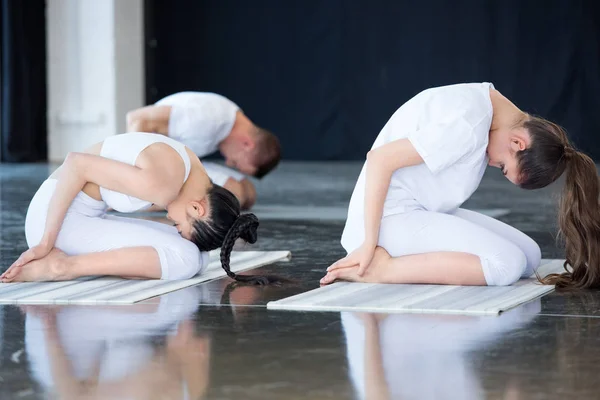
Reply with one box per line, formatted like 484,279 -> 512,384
191,184 -> 285,285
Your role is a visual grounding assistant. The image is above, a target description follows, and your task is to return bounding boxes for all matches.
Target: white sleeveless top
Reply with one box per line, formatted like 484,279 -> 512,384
99,133 -> 192,213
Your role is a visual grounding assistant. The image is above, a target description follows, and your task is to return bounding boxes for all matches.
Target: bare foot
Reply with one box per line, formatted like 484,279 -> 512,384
8,249 -> 68,282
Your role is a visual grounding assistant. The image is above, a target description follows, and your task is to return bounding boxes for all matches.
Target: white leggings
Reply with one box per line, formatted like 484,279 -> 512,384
342,209 -> 541,286
25,180 -> 208,280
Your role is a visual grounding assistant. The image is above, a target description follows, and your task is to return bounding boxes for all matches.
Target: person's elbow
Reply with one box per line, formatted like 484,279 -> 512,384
126,110 -> 148,132
64,152 -> 89,180
366,146 -> 402,173
366,148 -> 386,168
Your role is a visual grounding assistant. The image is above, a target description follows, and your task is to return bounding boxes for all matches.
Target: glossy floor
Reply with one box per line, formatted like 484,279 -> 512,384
1,162 -> 599,399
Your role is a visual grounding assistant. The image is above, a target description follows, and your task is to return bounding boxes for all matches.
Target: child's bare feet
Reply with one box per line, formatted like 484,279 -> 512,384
3,249 -> 68,282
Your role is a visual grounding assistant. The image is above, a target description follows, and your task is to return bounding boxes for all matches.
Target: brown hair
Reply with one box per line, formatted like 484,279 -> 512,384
252,128 -> 281,178
517,116 -> 600,290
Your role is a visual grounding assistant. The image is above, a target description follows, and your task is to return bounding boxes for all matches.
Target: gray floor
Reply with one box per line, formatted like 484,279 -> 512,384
0,161 -> 598,399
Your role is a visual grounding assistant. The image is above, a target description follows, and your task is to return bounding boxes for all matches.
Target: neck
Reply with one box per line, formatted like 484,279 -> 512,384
489,89 -> 527,131
220,112 -> 257,152
168,165 -> 211,208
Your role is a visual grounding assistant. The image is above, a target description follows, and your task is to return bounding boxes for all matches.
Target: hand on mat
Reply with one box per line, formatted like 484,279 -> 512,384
327,242 -> 376,276
321,246 -> 391,285
1,243 -> 53,282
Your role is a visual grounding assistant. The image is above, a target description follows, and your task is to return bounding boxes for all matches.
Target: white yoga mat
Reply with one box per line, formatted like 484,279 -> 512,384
0,250 -> 291,305
110,207 -> 510,222
267,259 -> 566,316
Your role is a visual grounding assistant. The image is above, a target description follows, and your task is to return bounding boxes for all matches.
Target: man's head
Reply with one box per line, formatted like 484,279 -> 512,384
219,125 -> 281,178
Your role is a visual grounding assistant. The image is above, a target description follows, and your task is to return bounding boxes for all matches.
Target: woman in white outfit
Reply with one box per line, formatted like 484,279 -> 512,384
322,83 -> 600,289
1,133 -> 274,284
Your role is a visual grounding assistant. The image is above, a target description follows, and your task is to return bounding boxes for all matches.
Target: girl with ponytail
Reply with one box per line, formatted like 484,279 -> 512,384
517,118 -> 600,289
322,83 -> 600,290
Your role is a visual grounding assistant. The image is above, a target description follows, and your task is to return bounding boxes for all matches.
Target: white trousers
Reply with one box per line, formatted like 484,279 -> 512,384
341,209 -> 541,286
25,179 -> 208,280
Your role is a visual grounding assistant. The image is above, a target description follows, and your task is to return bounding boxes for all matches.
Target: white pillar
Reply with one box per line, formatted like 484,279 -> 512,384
46,0 -> 144,162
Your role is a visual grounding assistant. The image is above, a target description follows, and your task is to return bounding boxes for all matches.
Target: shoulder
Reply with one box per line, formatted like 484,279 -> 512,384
138,142 -> 188,187
421,83 -> 493,128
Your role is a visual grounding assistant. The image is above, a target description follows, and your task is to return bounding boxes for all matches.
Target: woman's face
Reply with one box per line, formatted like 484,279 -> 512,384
166,198 -> 208,240
486,127 -> 531,185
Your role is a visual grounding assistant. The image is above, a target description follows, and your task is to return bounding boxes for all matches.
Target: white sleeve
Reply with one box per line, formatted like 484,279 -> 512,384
407,114 -> 477,174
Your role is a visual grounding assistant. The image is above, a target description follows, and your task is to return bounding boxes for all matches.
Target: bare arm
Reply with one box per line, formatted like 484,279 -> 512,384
39,152 -> 182,249
222,178 -> 257,210
329,139 -> 424,274
126,105 -> 171,134
363,138 -> 424,246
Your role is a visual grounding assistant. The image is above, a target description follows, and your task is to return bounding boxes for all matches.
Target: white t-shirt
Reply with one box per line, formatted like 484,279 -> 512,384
342,83 -> 494,249
155,92 -> 240,157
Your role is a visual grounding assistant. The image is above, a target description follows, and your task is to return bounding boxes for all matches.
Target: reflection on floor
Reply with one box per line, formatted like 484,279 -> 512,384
109,205 -> 511,221
1,162 -> 600,399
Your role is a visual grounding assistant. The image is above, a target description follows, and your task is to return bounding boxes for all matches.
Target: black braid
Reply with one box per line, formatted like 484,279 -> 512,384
219,213 -> 286,285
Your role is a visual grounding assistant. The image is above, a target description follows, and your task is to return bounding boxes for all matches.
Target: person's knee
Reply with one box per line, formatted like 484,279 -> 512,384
525,238 -> 542,270
160,241 -> 205,280
485,248 -> 528,286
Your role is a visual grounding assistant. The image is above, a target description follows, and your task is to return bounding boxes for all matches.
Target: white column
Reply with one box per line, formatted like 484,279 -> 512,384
46,0 -> 144,162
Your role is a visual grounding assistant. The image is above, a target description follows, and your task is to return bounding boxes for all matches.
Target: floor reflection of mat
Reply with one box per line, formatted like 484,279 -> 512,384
110,206 -> 511,221
268,259 -> 564,316
0,250 -> 290,305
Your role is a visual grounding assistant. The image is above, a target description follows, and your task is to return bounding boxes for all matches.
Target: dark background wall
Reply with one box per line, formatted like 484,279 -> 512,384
0,0 -> 47,162
150,1 -> 599,161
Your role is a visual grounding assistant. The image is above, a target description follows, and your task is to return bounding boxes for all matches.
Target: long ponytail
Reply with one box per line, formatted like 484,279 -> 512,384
517,116 -> 600,290
540,149 -> 600,289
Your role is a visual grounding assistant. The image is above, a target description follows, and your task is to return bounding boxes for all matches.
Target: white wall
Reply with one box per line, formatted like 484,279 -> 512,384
46,0 -> 144,162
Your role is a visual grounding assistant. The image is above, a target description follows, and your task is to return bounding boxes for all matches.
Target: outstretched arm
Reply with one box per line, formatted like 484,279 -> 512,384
126,105 -> 171,134
329,139 -> 424,275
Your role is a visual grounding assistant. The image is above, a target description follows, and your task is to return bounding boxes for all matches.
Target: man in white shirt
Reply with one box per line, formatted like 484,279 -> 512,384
126,92 -> 281,210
